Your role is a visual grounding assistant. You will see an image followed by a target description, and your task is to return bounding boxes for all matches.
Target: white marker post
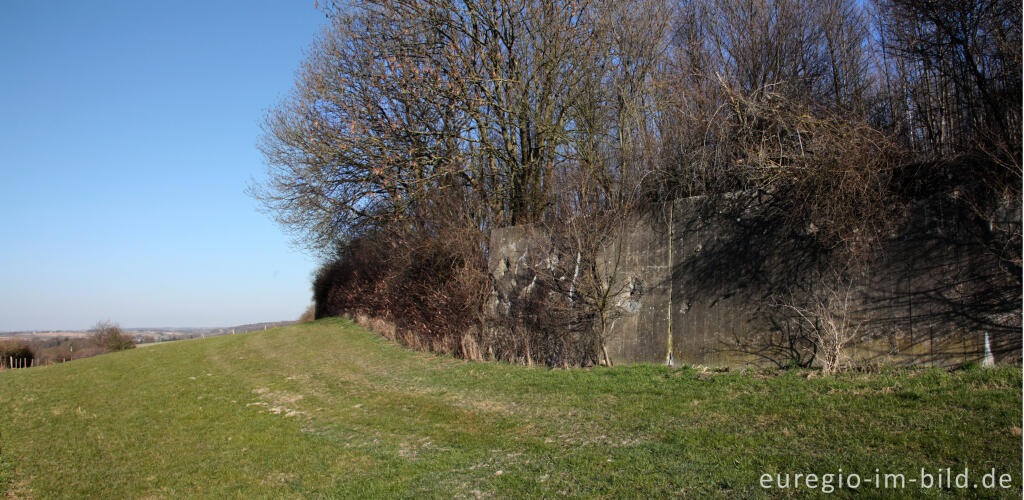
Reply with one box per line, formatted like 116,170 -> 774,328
982,332 -> 995,368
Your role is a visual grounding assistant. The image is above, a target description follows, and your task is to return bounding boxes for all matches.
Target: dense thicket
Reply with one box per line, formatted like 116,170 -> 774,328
255,0 -> 1021,366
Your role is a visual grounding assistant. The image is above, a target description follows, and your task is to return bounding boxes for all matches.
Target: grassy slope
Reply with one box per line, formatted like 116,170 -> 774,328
0,318 -> 1020,498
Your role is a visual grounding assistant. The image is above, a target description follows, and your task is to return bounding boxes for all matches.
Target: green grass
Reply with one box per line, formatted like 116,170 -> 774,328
1,318 -> 1020,498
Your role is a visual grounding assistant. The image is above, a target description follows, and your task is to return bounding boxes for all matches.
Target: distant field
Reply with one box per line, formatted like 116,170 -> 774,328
1,321 -> 293,346
0,318 -> 1020,498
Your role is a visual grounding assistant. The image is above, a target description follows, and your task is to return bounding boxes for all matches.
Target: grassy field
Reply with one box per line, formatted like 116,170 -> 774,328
0,318 -> 1020,498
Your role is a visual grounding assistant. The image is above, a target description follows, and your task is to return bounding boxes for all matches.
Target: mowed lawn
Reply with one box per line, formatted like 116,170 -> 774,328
0,318 -> 1020,498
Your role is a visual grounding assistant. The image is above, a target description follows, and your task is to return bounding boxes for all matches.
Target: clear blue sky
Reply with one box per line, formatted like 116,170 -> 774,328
0,1 -> 329,331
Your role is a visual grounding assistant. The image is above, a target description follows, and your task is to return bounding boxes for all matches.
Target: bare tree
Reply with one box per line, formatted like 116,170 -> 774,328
539,171 -> 643,367
253,0 -> 668,249
874,0 -> 1021,169
90,321 -> 135,352
255,0 -> 671,365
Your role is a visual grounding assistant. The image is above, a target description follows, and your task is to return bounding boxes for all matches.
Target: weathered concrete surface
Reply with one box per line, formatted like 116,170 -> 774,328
599,211 -> 671,364
489,193 -> 1022,367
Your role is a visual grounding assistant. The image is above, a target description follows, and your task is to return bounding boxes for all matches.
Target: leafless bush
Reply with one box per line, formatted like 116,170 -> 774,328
719,81 -> 901,263
89,321 -> 136,352
659,0 -> 877,197
778,273 -> 864,374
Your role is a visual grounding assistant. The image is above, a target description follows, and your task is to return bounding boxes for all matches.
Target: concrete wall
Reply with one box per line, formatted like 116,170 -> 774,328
488,194 -> 1021,367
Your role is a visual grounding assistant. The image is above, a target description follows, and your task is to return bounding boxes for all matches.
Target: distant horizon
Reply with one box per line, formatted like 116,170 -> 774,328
0,312 -> 310,334
1,319 -> 296,335
1,2 -> 328,331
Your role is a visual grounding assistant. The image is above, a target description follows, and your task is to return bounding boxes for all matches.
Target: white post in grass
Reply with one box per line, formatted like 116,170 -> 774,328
982,332 -> 995,368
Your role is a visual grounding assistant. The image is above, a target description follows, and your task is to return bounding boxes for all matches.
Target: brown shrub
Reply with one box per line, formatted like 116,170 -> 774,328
313,223 -> 612,367
313,228 -> 491,360
297,305 -> 316,323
